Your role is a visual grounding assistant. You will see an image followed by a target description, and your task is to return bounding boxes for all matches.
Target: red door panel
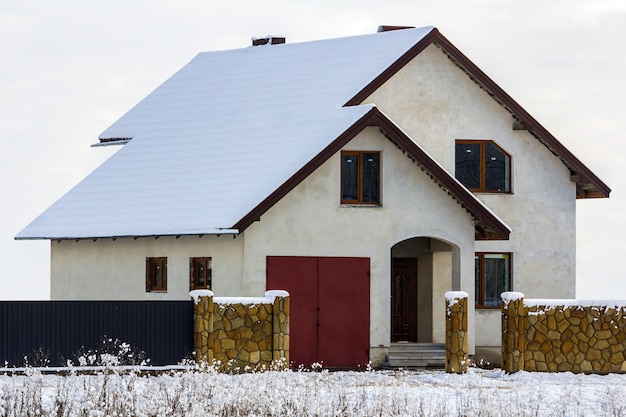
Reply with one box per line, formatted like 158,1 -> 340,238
267,256 -> 370,368
266,256 -> 318,367
317,257 -> 370,367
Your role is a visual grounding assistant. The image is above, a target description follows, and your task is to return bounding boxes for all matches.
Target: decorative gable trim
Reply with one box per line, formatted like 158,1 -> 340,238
233,107 -> 511,239
346,28 -> 610,199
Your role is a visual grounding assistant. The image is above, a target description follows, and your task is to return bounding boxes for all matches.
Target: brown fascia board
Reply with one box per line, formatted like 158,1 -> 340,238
346,28 -> 611,199
233,107 -> 510,239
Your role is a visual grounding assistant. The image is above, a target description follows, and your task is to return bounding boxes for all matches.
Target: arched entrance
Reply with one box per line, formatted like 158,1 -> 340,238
390,237 -> 456,343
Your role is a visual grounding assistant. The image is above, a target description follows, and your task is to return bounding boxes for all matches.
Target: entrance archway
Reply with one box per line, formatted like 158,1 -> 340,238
390,237 -> 455,343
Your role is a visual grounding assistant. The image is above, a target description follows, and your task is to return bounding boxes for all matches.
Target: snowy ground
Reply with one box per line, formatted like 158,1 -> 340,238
0,366 -> 625,416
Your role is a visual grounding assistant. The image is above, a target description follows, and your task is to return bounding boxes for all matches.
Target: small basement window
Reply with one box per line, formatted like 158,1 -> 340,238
455,140 -> 511,193
341,151 -> 381,205
190,257 -> 212,290
146,257 -> 167,292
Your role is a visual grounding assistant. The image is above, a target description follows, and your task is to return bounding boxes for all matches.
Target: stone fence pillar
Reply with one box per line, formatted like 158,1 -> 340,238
190,290 -> 214,365
445,291 -> 469,373
501,291 -> 526,373
267,290 -> 290,365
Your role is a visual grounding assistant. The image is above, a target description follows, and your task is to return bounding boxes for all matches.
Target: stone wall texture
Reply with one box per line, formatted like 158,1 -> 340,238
193,293 -> 213,364
501,292 -> 626,374
445,291 -> 469,373
501,294 -> 525,373
192,291 -> 289,371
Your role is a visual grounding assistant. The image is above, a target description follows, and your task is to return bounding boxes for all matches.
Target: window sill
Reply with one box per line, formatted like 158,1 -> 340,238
339,204 -> 383,208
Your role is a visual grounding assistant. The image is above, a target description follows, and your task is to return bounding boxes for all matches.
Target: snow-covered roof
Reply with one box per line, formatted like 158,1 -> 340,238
98,27 -> 434,142
16,26 -> 510,240
16,27 -> 432,239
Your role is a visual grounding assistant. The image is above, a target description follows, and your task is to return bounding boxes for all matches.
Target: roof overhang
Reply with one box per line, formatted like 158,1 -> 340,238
16,229 -> 239,241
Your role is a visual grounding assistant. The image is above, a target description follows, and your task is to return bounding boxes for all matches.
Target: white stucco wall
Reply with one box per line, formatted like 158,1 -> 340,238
49,125 -> 477,363
49,41 -> 579,356
432,251 -> 452,343
51,235 -> 244,300
364,43 -> 577,347
241,127 -> 477,363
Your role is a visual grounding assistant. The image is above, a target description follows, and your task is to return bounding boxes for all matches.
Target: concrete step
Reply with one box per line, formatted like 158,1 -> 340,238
384,358 -> 446,368
382,343 -> 446,369
389,342 -> 444,349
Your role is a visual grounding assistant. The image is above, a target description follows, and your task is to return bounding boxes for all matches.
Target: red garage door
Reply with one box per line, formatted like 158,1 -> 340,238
266,256 -> 370,368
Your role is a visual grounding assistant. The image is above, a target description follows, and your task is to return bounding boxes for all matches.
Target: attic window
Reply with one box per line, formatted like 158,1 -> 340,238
455,140 -> 511,193
341,151 -> 381,205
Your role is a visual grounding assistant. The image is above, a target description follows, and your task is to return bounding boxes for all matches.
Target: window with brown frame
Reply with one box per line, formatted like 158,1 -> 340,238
341,151 -> 380,205
455,140 -> 511,192
146,257 -> 167,292
190,257 -> 212,290
475,253 -> 511,308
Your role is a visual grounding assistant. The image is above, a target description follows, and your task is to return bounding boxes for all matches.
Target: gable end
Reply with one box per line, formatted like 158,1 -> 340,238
346,28 -> 610,199
233,107 -> 510,239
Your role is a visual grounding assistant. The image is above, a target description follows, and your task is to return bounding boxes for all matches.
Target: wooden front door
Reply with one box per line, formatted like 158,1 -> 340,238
266,256 -> 370,368
391,258 -> 418,342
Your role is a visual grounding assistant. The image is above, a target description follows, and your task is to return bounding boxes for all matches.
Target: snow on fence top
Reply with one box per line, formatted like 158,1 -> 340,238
189,290 -> 289,305
189,290 -> 214,304
214,291 -> 290,306
499,291 -> 626,312
501,291 -> 525,306
445,291 -> 468,307
524,299 -> 626,313
265,290 -> 290,300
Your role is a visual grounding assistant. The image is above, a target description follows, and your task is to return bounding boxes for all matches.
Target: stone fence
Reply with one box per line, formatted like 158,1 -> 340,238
190,290 -> 289,371
445,291 -> 469,374
501,292 -> 626,373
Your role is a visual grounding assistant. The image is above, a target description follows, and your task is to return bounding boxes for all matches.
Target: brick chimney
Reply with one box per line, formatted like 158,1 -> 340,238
252,36 -> 286,46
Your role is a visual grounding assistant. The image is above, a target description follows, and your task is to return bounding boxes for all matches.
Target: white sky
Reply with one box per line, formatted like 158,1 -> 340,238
1,0 -> 625,300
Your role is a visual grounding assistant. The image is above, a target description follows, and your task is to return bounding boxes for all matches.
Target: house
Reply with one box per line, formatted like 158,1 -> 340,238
16,26 -> 610,368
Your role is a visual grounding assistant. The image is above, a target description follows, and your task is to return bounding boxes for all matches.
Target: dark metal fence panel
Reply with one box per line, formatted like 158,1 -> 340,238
0,301 -> 194,367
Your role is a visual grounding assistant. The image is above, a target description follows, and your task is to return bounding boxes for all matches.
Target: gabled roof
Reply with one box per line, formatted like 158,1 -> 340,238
347,28 -> 611,199
17,27 -> 435,240
16,26 -> 603,241
234,106 -> 511,240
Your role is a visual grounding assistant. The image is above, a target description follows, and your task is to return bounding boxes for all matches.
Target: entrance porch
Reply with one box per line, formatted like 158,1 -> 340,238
387,237 -> 459,368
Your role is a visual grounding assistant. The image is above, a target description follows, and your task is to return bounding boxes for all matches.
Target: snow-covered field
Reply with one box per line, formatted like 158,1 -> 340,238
0,365 -> 625,416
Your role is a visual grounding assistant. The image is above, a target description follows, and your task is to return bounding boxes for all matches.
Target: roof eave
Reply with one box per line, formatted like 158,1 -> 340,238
15,229 -> 239,241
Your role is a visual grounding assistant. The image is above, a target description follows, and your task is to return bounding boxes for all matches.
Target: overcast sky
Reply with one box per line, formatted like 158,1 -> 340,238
1,0 -> 625,300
